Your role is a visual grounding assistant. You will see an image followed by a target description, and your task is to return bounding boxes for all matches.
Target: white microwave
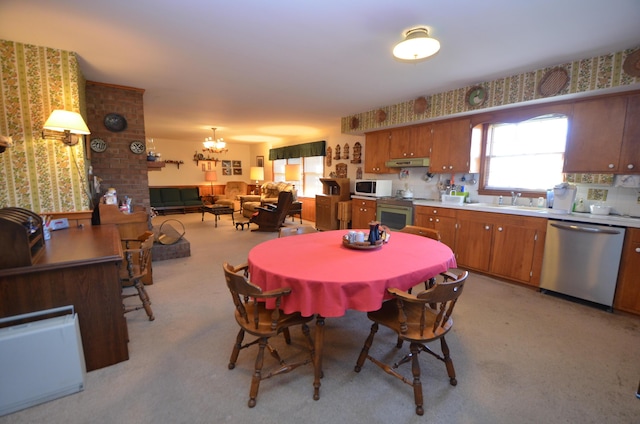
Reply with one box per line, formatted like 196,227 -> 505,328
354,179 -> 392,197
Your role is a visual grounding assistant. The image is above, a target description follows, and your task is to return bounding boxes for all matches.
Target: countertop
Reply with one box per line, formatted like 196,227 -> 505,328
411,199 -> 640,229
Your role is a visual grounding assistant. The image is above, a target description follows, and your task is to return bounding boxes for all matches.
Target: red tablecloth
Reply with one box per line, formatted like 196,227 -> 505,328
248,230 -> 457,317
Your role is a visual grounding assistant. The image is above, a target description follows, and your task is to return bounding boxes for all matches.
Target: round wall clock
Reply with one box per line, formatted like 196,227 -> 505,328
90,137 -> 107,153
466,86 -> 487,107
104,113 -> 127,132
129,140 -> 145,154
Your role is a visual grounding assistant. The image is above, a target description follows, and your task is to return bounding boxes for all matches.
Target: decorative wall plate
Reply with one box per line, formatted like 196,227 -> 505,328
413,96 -> 428,114
622,49 -> 640,77
538,67 -> 569,97
376,109 -> 387,123
104,113 -> 127,132
129,140 -> 145,154
350,116 -> 360,130
466,86 -> 487,107
90,137 -> 107,153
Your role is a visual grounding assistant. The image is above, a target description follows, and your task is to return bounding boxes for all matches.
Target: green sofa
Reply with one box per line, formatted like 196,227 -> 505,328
150,187 -> 202,214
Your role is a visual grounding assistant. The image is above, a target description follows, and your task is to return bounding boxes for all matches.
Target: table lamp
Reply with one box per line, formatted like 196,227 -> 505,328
205,171 -> 217,196
285,164 -> 301,200
250,166 -> 264,195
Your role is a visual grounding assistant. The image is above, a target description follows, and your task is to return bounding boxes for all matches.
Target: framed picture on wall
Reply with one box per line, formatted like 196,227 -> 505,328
232,160 -> 242,168
222,160 -> 231,168
233,168 -> 242,175
256,156 -> 264,167
222,167 -> 232,176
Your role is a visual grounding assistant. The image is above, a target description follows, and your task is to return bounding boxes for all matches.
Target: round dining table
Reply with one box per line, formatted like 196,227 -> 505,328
248,229 -> 457,400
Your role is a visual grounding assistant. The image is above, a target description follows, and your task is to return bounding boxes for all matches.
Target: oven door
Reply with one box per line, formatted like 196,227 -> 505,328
376,204 -> 413,230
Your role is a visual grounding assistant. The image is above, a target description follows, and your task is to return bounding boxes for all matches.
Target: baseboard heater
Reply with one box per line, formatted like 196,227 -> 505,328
0,306 -> 86,416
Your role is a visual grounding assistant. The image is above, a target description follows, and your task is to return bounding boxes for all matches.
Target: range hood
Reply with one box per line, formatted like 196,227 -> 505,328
384,158 -> 430,168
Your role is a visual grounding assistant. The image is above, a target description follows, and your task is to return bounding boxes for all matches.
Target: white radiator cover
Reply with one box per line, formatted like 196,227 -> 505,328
0,306 -> 86,416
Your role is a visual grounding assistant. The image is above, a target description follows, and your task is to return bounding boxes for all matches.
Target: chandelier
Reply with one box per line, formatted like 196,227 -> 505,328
203,127 -> 227,154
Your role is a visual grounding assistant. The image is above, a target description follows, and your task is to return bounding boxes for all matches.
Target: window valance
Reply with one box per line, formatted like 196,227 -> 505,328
269,141 -> 326,160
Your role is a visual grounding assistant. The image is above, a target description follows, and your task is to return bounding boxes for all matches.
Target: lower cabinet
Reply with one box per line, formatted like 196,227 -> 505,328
316,195 -> 340,230
455,211 -> 546,286
414,206 -> 457,249
351,198 -> 377,230
613,228 -> 640,315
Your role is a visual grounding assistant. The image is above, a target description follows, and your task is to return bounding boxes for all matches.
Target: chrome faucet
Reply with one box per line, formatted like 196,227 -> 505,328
511,191 -> 521,206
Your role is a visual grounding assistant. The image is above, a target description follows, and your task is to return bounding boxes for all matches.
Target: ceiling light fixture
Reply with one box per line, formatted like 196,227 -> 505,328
203,127 -> 227,154
42,110 -> 91,146
393,27 -> 440,61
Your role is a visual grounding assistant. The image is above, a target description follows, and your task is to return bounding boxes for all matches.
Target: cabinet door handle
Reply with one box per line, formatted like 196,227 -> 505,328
627,164 -> 634,170
635,248 -> 640,253
608,163 -> 615,169
435,218 -> 440,223
498,227 -> 503,232
485,225 -> 490,230
432,210 -> 437,214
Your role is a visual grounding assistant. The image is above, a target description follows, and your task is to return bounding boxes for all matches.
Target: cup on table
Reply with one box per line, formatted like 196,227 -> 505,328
355,231 -> 365,243
348,231 -> 356,243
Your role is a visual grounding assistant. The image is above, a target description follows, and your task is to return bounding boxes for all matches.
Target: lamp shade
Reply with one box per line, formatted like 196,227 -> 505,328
43,110 -> 90,134
205,171 -> 217,182
285,164 -> 301,181
393,27 -> 440,61
250,166 -> 264,182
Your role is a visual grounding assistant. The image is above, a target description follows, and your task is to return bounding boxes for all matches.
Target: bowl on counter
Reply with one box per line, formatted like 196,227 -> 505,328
589,204 -> 611,215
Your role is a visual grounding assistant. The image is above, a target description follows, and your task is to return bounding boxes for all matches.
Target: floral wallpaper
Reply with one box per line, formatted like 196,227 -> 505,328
0,39 -> 89,213
341,46 -> 640,133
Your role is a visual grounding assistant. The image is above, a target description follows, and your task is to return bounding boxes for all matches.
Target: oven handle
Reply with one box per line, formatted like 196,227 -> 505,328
378,204 -> 413,211
549,222 -> 622,235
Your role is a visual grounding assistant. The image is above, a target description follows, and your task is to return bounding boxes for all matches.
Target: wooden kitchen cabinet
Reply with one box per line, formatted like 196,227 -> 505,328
613,228 -> 640,315
351,198 -> 377,229
414,206 -> 457,249
455,210 -> 546,286
430,118 -> 476,173
364,130 -> 396,174
620,94 -> 640,173
489,214 -> 546,286
389,124 -> 432,159
564,96 -> 627,173
455,210 -> 494,271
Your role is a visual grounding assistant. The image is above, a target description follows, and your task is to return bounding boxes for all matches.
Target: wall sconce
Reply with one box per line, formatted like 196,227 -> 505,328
42,110 -> 90,146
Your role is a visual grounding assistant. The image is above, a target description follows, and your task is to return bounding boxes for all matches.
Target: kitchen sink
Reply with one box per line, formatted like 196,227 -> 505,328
466,203 -> 547,212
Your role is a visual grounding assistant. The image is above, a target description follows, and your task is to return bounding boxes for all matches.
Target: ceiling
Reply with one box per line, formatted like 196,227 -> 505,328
1,0 -> 639,146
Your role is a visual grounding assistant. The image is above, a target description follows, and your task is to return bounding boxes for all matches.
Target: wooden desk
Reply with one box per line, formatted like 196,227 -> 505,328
0,225 -> 129,371
248,230 -> 457,400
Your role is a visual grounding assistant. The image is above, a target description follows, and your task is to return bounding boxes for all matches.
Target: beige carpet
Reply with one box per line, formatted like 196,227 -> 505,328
2,212 -> 640,424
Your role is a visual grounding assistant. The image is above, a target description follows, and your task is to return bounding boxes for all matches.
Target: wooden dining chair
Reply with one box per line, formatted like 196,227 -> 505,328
222,262 -> 315,408
278,225 -> 317,238
119,231 -> 155,321
400,225 -> 442,293
354,269 -> 468,416
400,225 -> 441,242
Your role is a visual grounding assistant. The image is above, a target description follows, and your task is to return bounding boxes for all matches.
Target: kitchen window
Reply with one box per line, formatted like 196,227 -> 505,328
481,113 -> 568,195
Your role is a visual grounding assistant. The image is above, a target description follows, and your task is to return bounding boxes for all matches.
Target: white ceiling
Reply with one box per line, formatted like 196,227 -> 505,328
1,0 -> 639,145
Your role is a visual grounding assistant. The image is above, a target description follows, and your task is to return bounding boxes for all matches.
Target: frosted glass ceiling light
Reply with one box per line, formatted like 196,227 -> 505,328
393,27 -> 440,61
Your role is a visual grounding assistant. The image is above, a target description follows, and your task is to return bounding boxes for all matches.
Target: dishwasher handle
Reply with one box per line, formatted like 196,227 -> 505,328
550,222 -> 622,235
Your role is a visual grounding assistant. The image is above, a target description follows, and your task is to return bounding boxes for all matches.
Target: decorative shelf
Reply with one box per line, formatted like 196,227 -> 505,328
193,159 -> 220,166
147,161 -> 166,171
164,160 -> 184,169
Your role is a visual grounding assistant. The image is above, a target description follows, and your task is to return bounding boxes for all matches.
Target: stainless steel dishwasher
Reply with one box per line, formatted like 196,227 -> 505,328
539,220 -> 625,308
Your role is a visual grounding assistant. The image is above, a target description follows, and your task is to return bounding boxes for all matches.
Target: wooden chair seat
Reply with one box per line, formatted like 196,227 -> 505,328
354,269 -> 468,416
120,231 -> 155,321
223,262 -> 314,408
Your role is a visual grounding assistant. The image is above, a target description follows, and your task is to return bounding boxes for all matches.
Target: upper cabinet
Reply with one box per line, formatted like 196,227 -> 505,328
430,118 -> 478,173
564,96 -> 632,173
620,94 -> 640,173
364,130 -> 396,174
389,124 -> 432,159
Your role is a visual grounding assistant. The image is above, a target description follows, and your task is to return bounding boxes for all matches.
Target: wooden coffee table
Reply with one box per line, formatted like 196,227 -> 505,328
201,204 -> 235,227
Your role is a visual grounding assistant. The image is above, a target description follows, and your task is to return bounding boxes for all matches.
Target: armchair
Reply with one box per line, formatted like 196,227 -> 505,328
249,191 -> 293,232
215,181 -> 247,211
